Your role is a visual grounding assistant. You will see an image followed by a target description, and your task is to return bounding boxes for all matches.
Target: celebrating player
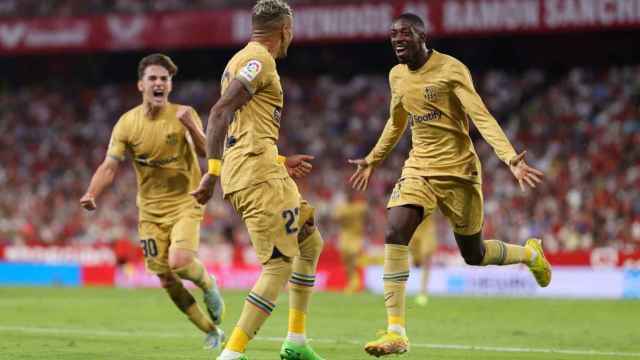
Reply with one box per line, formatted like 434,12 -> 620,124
80,54 -> 225,349
190,1 -> 325,359
349,14 -> 551,357
333,189 -> 368,293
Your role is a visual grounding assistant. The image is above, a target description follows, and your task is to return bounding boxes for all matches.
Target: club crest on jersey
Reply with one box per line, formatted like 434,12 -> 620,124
239,60 -> 262,82
165,133 -> 178,145
424,86 -> 438,102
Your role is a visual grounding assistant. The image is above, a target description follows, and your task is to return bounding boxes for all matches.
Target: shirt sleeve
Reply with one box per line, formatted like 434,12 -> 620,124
451,62 -> 517,166
235,53 -> 272,95
106,117 -> 128,162
365,72 -> 408,166
190,107 -> 204,131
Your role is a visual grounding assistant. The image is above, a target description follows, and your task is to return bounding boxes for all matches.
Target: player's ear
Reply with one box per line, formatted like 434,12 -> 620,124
137,80 -> 144,92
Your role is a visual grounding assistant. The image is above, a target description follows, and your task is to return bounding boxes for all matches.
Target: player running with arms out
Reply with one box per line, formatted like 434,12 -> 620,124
348,14 -> 551,357
80,54 -> 225,350
190,1 -> 325,359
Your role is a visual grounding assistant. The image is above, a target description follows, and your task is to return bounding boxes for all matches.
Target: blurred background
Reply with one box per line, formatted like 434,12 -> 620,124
0,0 -> 639,298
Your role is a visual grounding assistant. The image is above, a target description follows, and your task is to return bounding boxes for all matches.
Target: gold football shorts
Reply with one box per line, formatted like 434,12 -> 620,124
228,177 -> 314,264
138,209 -> 202,274
388,176 -> 483,236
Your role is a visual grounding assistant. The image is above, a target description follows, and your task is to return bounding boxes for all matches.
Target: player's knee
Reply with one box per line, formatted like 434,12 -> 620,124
157,272 -> 178,288
168,250 -> 195,271
264,257 -> 293,281
385,224 -> 410,246
455,232 -> 485,266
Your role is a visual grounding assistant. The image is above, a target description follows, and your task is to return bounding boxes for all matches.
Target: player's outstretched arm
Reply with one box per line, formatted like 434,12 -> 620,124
191,80 -> 252,205
509,150 -> 544,192
80,156 -> 120,211
177,105 -> 207,157
348,158 -> 375,191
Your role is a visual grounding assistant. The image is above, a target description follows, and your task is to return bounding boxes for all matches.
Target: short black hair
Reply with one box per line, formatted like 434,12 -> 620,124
137,53 -> 178,79
393,13 -> 425,31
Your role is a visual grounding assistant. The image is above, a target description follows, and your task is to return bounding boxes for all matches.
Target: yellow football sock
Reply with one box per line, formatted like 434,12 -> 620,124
288,308 -> 306,334
226,326 -> 250,353
481,240 -> 533,265
383,244 -> 409,334
173,258 -> 212,291
227,257 -> 291,353
163,276 -> 214,333
288,229 -> 323,335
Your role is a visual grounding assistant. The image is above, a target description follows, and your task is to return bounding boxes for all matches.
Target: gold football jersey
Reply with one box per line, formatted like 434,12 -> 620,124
365,50 -> 517,183
219,41 -> 289,196
107,103 -> 204,223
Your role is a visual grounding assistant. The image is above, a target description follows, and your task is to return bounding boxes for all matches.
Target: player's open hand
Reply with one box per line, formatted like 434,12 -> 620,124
509,151 -> 544,192
80,193 -> 97,211
177,105 -> 196,129
285,154 -> 314,178
348,158 -> 375,191
190,173 -> 216,205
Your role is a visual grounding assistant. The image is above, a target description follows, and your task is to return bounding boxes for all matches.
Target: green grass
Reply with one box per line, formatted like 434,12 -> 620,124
0,287 -> 639,359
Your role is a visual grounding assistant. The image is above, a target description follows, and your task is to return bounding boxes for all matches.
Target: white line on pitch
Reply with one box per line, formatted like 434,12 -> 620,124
1,325 -> 639,358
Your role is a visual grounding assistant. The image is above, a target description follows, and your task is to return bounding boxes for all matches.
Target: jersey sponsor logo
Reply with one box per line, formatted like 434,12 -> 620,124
408,110 -> 441,126
134,154 -> 178,167
238,59 -> 262,82
165,133 -> 178,146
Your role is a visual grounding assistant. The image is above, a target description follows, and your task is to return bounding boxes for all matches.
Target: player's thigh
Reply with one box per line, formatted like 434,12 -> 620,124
297,198 -> 316,240
138,221 -> 171,274
169,212 -> 201,252
432,177 -> 483,236
168,212 -> 201,267
386,177 -> 437,244
228,178 -> 301,264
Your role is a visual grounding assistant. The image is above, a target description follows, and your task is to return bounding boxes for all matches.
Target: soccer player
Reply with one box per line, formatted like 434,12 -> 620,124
333,190 -> 368,293
190,1 -> 324,359
408,217 -> 437,306
348,14 -> 551,357
80,54 -> 225,349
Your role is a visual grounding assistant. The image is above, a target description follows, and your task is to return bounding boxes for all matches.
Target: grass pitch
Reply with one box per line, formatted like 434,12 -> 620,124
1,287 -> 639,359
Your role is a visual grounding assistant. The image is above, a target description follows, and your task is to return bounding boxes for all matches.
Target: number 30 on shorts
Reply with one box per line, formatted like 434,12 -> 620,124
140,238 -> 158,257
282,207 -> 300,234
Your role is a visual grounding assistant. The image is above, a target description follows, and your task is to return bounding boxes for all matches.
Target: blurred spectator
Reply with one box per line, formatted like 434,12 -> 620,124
0,0 -> 374,18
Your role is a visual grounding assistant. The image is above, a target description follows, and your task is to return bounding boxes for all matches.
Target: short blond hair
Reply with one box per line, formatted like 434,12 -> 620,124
252,0 -> 293,29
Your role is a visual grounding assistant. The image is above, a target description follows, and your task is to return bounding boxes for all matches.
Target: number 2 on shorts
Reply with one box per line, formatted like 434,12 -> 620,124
282,207 -> 300,234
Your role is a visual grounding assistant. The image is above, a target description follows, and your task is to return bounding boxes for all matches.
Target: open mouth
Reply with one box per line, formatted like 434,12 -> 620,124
152,90 -> 165,99
395,45 -> 408,57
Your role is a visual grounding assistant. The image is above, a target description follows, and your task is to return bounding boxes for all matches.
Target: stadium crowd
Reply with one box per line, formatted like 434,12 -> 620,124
0,65 -> 638,254
0,0 -> 365,17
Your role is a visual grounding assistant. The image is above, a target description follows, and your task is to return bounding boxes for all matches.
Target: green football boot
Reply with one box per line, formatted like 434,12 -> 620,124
280,340 -> 325,360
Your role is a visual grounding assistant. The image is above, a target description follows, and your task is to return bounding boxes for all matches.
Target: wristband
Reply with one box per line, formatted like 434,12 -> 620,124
208,159 -> 222,176
277,155 -> 286,165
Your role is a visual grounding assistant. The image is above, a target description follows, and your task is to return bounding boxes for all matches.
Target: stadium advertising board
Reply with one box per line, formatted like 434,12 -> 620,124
1,0 -> 639,54
365,266 -> 640,299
